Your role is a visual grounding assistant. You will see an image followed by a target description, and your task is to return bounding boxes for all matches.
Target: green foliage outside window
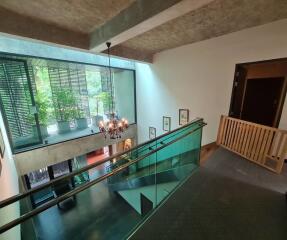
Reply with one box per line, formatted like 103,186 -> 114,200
86,70 -> 112,116
27,91 -> 49,126
97,92 -> 112,114
76,104 -> 86,119
54,88 -> 77,122
34,92 -> 49,125
33,66 -> 55,124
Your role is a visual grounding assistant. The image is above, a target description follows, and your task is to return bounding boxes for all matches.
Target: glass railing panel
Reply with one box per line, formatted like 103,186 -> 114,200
107,142 -> 156,185
23,179 -> 145,240
154,126 -> 202,206
158,120 -> 203,145
149,120 -> 203,171
0,120 -> 204,225
157,121 -> 203,166
106,121 -> 202,184
21,153 -> 156,239
0,119 -> 205,239
108,152 -> 157,218
0,164 -> 98,224
117,119 -> 202,166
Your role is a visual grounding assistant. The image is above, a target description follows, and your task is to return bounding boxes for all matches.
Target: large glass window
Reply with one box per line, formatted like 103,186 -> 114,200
0,55 -> 136,152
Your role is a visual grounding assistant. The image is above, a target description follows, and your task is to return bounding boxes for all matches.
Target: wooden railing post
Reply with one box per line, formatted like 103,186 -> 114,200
216,115 -> 225,145
276,137 -> 287,174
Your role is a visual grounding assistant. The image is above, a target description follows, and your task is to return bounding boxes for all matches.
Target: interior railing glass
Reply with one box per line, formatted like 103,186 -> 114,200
0,118 -> 206,240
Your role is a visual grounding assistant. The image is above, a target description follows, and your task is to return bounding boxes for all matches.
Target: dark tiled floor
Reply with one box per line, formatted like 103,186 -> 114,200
130,148 -> 287,240
23,160 -> 142,240
28,180 -> 142,240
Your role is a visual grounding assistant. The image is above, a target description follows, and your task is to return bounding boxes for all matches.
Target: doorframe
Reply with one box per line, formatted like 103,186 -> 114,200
239,69 -> 248,119
240,77 -> 287,127
274,76 -> 287,127
229,58 -> 287,128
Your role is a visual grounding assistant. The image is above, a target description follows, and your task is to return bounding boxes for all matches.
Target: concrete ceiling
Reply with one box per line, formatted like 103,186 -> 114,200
0,0 -> 287,62
0,0 -> 134,33
112,0 -> 287,60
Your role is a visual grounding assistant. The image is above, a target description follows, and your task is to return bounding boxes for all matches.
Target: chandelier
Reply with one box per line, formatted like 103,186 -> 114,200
99,113 -> 129,139
99,42 -> 129,139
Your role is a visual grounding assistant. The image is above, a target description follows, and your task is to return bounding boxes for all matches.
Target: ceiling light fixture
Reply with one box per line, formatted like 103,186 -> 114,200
98,42 -> 129,139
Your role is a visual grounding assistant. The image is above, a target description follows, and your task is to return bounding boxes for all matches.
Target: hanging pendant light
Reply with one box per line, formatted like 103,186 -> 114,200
98,42 -> 129,139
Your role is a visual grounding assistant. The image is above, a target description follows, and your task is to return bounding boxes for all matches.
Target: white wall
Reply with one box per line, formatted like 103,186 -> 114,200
0,113 -> 20,240
136,19 -> 287,145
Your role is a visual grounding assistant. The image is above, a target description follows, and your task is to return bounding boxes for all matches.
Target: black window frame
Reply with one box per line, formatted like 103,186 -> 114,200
0,51 -> 137,154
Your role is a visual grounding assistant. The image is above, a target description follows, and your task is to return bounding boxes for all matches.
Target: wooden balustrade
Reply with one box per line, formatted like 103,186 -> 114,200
217,115 -> 287,174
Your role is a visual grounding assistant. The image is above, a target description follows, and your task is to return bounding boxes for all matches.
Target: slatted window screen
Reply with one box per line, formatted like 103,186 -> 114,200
0,60 -> 29,137
0,59 -> 40,147
48,65 -> 90,121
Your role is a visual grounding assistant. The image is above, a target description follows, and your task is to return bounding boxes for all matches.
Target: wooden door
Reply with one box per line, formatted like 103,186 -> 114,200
241,77 -> 285,127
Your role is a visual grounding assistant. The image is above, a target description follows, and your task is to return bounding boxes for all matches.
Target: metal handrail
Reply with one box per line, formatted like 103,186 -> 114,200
0,118 -> 203,209
105,123 -> 201,171
0,121 -> 206,234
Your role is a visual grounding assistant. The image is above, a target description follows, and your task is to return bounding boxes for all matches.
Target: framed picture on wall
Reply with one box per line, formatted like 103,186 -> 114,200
179,109 -> 189,125
163,116 -> 171,131
149,127 -> 156,139
0,128 -> 5,159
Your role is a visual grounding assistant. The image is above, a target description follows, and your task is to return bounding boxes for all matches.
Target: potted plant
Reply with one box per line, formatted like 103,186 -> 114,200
35,92 -> 49,138
54,88 -> 77,134
75,107 -> 88,130
29,92 -> 49,139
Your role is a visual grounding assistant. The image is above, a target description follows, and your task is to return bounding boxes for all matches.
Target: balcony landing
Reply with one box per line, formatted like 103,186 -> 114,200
130,147 -> 287,240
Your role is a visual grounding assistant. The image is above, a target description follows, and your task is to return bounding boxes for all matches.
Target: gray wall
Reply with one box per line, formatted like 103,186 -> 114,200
14,124 -> 137,176
0,33 -> 135,70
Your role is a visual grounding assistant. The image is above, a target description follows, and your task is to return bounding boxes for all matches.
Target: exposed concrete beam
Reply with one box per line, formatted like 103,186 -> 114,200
90,0 -> 215,52
107,45 -> 153,63
0,6 -> 89,49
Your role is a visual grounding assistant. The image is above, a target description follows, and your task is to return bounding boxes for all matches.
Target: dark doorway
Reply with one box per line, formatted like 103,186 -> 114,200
241,77 -> 285,126
229,59 -> 287,128
24,159 -> 74,208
